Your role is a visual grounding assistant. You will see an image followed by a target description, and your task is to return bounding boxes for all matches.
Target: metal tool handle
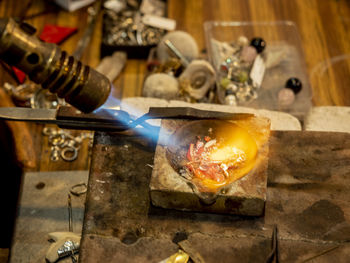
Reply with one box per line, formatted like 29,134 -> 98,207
147,107 -> 254,120
0,17 -> 111,113
56,106 -> 131,131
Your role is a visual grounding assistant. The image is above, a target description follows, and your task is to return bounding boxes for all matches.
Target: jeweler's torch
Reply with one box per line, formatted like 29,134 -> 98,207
0,18 -> 111,113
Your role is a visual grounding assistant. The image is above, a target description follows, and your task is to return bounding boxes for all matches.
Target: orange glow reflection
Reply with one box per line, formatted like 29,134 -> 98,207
189,123 -> 258,192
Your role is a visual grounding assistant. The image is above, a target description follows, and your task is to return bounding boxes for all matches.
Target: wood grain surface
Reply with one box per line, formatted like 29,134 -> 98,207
0,0 -> 349,172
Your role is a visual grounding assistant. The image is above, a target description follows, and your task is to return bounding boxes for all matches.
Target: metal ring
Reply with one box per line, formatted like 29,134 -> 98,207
60,147 -> 78,162
70,183 -> 87,196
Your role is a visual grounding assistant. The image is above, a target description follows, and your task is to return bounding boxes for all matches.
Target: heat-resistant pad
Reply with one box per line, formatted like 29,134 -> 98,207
150,116 -> 270,216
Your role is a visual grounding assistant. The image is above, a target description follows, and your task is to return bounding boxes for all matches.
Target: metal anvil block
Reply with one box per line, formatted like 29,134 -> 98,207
150,116 -> 270,216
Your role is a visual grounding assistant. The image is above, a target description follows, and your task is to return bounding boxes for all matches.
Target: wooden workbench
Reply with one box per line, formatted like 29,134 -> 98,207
0,0 -> 350,261
0,0 -> 349,172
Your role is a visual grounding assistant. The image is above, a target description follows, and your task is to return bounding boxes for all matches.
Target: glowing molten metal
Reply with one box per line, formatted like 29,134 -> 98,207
180,121 -> 258,192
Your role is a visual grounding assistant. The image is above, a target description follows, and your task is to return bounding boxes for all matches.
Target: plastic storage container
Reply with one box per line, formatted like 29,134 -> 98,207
204,21 -> 312,119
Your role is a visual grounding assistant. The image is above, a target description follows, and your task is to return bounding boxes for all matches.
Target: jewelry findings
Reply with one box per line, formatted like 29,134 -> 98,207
43,127 -> 93,162
103,9 -> 165,46
212,36 -> 267,105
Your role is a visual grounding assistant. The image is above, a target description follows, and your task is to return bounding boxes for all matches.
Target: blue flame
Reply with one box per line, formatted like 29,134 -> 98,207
96,93 -> 161,143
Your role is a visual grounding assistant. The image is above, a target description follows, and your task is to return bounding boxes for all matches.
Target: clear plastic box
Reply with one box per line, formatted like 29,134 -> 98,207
204,21 -> 312,119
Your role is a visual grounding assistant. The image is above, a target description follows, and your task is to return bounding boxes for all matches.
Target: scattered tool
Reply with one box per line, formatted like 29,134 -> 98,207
164,39 -> 190,67
46,194 -> 81,263
46,232 -> 80,263
266,225 -> 279,263
68,194 -> 73,233
72,1 -> 101,60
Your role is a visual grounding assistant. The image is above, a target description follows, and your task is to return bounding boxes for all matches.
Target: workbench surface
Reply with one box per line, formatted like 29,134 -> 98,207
81,130 -> 350,262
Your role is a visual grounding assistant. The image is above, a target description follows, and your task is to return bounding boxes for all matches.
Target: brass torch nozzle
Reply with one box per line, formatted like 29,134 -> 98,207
0,18 -> 111,113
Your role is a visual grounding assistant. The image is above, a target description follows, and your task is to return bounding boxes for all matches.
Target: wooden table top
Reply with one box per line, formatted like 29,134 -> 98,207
0,0 -> 349,172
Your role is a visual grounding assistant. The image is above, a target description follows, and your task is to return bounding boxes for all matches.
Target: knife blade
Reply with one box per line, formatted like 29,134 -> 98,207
0,106 -> 132,131
0,107 -> 57,123
0,106 -> 254,132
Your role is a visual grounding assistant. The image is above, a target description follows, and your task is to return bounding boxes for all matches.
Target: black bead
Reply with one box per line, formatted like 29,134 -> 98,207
250,37 -> 266,53
285,77 -> 302,94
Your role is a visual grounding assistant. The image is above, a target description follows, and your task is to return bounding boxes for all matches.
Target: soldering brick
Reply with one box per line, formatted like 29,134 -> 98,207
150,116 -> 270,216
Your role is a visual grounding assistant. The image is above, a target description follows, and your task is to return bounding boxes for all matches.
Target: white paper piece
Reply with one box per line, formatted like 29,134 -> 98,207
140,0 -> 166,17
250,55 -> 266,87
54,0 -> 96,12
103,0 -> 126,13
142,14 -> 176,31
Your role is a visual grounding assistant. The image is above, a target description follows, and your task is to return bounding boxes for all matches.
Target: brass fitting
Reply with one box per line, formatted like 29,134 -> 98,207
0,18 -> 111,113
